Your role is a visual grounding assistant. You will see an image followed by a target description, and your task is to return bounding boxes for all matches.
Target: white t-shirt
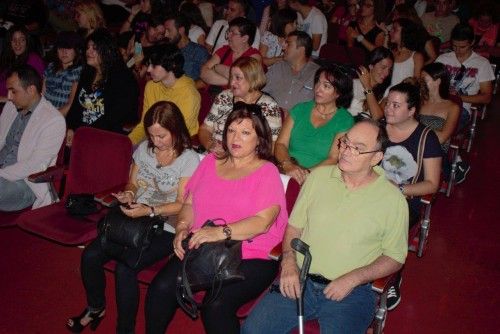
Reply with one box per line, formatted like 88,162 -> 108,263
436,51 -> 495,112
188,25 -> 206,44
297,7 -> 328,58
349,79 -> 365,116
206,19 -> 261,53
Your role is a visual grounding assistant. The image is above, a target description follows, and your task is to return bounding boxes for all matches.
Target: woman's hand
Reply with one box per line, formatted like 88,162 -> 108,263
173,229 -> 189,260
120,203 -> 151,218
188,226 -> 224,250
285,164 -> 310,185
66,129 -> 74,147
112,191 -> 134,204
357,65 -> 372,90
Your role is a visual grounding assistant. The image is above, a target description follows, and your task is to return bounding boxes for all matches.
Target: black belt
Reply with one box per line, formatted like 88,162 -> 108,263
307,274 -> 331,285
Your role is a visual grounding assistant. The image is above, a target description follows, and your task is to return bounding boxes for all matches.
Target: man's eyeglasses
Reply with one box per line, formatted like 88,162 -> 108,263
338,136 -> 380,156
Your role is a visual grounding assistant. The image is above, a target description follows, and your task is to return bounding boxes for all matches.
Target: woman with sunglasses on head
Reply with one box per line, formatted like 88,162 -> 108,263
199,56 -> 281,154
145,102 -> 287,334
350,46 -> 393,119
275,65 -> 355,185
66,101 -> 200,333
201,17 -> 262,88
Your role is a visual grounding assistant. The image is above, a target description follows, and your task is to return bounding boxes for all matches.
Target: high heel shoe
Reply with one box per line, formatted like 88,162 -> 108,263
66,307 -> 105,333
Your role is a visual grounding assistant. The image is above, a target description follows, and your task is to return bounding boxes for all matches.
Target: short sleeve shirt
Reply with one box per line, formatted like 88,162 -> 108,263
263,61 -> 319,111
132,142 -> 200,207
290,165 -> 408,279
436,51 -> 495,112
43,63 -> 82,109
297,6 -> 327,57
289,100 -> 354,168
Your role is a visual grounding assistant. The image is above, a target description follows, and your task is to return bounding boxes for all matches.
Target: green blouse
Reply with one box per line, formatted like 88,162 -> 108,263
289,100 -> 354,168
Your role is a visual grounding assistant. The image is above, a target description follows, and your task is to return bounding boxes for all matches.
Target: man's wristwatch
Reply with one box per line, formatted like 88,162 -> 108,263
222,224 -> 232,240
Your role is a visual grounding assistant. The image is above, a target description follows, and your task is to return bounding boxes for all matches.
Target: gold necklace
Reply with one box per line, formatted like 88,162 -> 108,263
155,148 -> 176,169
315,107 -> 336,120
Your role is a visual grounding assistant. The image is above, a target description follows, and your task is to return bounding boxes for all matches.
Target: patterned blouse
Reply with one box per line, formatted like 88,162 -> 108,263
204,89 -> 282,143
44,63 -> 82,109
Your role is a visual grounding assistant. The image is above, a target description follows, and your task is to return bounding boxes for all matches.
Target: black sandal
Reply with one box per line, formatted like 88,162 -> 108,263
66,307 -> 105,333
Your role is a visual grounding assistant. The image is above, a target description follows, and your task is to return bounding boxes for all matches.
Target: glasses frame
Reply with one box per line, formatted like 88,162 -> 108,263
338,136 -> 381,156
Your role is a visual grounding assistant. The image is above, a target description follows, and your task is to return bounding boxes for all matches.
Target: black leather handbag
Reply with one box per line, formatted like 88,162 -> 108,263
176,220 -> 245,319
65,193 -> 100,216
98,206 -> 164,269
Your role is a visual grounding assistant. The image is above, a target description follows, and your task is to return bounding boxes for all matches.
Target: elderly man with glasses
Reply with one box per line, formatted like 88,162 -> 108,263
243,119 -> 408,334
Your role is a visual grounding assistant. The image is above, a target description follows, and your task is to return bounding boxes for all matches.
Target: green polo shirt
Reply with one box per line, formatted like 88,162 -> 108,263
290,165 -> 408,280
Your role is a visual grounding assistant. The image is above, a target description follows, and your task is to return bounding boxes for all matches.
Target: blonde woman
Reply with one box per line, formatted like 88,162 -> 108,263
74,0 -> 106,38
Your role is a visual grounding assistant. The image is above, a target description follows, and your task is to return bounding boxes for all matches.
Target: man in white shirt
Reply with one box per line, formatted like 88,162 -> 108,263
289,0 -> 328,58
436,23 -> 495,117
205,0 -> 260,53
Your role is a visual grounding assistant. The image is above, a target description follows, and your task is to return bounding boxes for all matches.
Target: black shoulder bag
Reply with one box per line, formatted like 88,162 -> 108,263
176,219 -> 245,319
98,205 -> 164,269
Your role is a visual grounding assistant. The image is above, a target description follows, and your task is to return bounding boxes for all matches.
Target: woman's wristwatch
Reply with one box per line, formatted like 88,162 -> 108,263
222,224 -> 232,240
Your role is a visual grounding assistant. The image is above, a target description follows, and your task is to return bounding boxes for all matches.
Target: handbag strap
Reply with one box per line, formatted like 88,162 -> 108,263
176,247 -> 224,319
412,126 -> 431,185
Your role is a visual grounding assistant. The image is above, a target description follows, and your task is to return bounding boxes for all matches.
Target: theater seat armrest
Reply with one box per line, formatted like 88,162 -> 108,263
269,242 -> 282,261
372,272 -> 398,294
94,183 -> 127,207
28,166 -> 65,183
420,193 -> 434,205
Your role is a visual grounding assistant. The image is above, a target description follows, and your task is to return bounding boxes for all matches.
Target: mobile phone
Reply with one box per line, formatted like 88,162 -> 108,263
134,42 -> 142,56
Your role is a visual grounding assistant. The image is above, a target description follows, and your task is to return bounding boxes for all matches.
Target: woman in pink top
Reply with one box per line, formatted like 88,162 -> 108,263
145,102 -> 287,334
0,25 -> 45,102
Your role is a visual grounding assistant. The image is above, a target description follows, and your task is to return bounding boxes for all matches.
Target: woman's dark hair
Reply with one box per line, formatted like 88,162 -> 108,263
143,101 -> 192,155
52,31 -> 84,72
269,0 -> 290,17
389,81 -> 421,114
314,65 -> 354,108
0,25 -> 37,72
451,23 -> 475,43
229,17 -> 257,46
366,46 -> 393,99
220,102 -> 273,161
86,28 -> 124,88
270,9 -> 297,38
394,18 -> 422,52
148,43 -> 185,78
366,46 -> 394,66
422,62 -> 450,99
361,0 -> 387,23
179,2 -> 208,32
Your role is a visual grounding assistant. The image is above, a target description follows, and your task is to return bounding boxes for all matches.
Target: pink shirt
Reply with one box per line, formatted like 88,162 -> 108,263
185,153 -> 288,259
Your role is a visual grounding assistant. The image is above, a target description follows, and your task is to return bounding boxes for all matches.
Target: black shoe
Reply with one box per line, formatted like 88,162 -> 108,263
455,161 -> 471,185
386,277 -> 402,311
66,307 -> 105,333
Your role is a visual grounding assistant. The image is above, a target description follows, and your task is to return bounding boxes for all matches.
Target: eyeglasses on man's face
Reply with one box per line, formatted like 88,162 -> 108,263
338,135 -> 380,156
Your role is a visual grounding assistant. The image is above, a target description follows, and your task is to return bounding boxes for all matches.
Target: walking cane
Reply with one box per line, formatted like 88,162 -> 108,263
291,238 -> 312,334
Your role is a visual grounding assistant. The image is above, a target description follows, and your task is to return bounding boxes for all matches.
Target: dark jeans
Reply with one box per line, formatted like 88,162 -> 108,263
80,231 -> 174,334
145,257 -> 279,334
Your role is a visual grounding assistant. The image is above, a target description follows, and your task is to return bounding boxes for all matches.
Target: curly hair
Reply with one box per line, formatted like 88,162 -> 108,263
85,28 -> 124,88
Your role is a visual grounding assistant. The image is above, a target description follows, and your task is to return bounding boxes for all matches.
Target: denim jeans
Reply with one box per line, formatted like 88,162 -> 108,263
0,177 -> 36,211
241,279 -> 376,334
80,230 -> 174,334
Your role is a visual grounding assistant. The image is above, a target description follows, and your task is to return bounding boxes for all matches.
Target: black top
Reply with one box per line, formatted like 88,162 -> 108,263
349,21 -> 383,51
66,64 -> 139,133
